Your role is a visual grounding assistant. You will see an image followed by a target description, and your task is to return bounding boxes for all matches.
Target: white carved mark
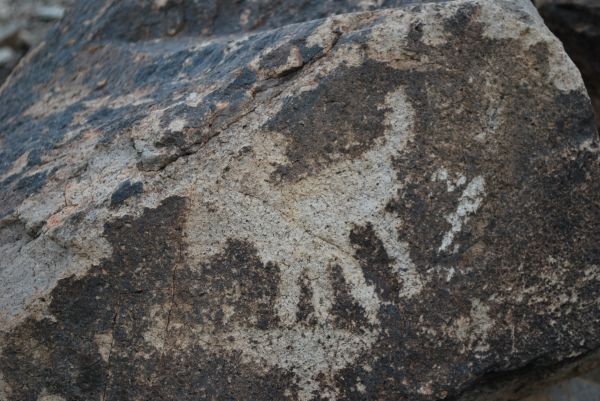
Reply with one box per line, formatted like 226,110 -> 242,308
438,176 -> 486,253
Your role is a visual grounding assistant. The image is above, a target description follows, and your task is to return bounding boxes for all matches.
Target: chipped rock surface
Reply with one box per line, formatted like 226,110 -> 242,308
0,0 -> 599,400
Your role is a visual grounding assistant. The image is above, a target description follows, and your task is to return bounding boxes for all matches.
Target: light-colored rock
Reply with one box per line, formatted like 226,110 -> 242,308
0,0 -> 599,400
34,5 -> 64,20
0,46 -> 16,64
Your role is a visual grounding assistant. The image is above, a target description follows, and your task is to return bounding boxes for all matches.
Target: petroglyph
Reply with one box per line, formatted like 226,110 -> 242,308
438,175 -> 486,253
182,86 -> 421,399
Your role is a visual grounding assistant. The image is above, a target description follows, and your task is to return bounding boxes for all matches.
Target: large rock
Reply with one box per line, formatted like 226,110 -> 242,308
534,0 -> 600,129
0,0 -> 599,400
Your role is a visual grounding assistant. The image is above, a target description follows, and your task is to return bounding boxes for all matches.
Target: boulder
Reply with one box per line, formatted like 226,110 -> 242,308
0,0 -> 599,400
534,0 -> 600,129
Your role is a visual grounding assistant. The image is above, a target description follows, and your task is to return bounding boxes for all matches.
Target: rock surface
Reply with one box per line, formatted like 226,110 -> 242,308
534,0 -> 600,129
0,0 -> 599,400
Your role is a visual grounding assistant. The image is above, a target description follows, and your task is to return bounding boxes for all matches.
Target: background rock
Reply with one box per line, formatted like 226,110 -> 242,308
523,367 -> 600,401
0,1 -> 599,401
534,0 -> 600,129
0,0 -> 72,84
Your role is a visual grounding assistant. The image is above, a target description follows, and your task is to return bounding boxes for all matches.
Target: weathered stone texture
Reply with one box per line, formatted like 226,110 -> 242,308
0,1 -> 599,400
